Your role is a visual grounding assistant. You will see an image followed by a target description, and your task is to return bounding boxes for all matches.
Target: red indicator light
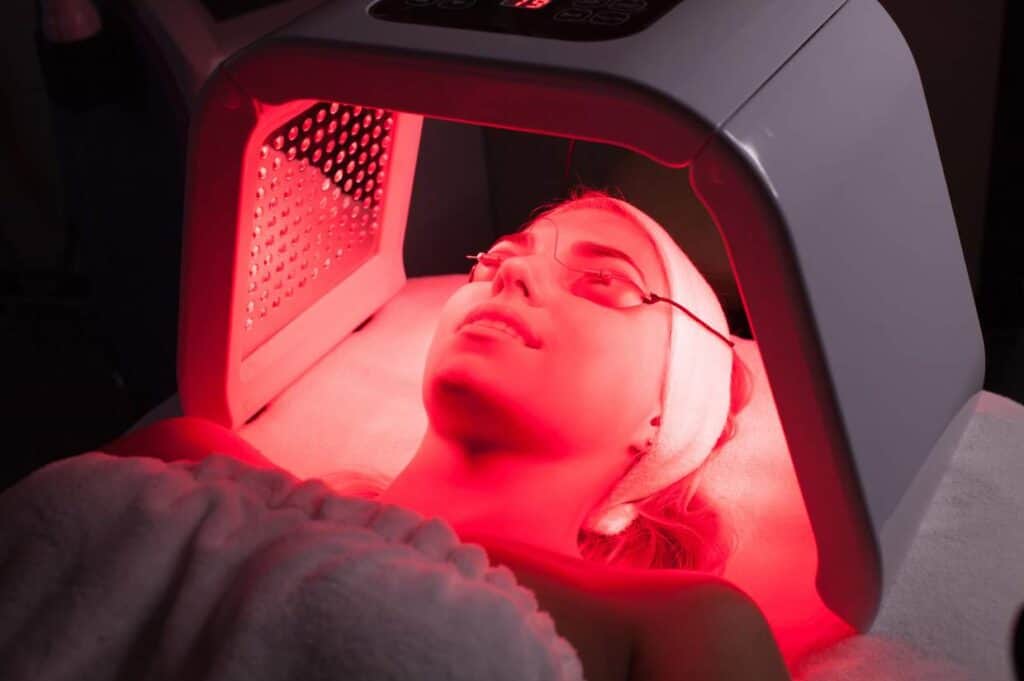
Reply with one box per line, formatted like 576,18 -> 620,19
500,0 -> 551,8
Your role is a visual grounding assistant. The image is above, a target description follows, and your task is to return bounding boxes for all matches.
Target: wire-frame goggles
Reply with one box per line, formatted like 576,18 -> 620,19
466,224 -> 734,348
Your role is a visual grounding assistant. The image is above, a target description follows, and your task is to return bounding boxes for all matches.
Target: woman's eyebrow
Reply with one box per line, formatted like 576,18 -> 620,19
492,231 -> 534,249
492,231 -> 646,283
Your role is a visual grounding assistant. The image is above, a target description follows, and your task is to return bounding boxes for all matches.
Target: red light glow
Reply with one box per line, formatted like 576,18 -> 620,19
500,0 -> 552,8
176,78 -> 855,671
242,102 -> 395,355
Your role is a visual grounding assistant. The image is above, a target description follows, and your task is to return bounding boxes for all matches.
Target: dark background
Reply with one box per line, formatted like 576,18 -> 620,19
0,0 -> 1019,493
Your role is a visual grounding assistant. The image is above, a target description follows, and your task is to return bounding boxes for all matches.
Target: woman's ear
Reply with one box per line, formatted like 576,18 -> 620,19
626,412 -> 662,458
712,351 -> 754,450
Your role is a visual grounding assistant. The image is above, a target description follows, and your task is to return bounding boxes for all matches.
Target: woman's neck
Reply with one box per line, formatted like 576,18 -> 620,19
379,429 -> 593,559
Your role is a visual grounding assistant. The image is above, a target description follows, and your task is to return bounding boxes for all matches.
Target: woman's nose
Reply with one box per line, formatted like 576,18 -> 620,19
491,255 -> 546,303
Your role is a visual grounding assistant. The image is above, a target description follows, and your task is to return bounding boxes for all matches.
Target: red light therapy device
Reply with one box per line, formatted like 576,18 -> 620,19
176,0 -> 983,633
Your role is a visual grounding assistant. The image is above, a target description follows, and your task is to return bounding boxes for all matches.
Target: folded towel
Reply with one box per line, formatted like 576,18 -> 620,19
0,452 -> 584,681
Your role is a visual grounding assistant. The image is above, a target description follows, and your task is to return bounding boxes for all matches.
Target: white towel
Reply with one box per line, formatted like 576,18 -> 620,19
0,452 -> 584,681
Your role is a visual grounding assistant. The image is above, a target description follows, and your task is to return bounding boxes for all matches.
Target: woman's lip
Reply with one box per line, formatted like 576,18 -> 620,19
458,307 -> 542,349
460,320 -> 529,345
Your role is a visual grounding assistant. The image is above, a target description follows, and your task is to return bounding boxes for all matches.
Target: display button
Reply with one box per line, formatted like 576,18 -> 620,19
589,9 -> 629,24
608,0 -> 646,10
554,7 -> 592,21
437,0 -> 476,7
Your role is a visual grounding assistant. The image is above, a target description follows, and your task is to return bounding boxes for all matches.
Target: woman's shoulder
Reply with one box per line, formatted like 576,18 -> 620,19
464,532 -> 725,599
465,535 -> 790,681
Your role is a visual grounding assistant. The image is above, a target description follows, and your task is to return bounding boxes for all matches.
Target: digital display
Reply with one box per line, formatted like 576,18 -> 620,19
500,0 -> 551,8
370,0 -> 681,42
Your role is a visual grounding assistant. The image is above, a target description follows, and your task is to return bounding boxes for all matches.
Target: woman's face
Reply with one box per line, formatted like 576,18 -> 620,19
421,206 -> 672,471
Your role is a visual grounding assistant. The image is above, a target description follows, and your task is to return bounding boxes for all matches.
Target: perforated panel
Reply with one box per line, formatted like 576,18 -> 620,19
244,101 -> 394,355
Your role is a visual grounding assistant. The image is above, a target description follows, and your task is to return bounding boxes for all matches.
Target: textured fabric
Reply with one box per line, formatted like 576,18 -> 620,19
0,453 -> 584,681
582,199 -> 733,534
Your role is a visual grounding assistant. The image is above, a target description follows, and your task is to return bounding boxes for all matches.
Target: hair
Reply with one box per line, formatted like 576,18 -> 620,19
533,187 -> 754,574
328,187 -> 754,574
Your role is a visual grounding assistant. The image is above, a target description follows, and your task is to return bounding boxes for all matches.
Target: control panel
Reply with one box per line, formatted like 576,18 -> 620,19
368,0 -> 684,40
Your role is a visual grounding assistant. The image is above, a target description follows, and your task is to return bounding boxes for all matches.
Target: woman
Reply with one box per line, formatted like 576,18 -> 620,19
45,189 -> 788,681
337,188 -> 787,680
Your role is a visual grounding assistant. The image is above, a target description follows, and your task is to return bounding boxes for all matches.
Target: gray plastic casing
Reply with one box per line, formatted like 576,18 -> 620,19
186,0 -> 984,629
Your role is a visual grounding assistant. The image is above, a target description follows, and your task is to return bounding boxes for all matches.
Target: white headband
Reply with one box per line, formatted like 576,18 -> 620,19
582,199 -> 734,535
